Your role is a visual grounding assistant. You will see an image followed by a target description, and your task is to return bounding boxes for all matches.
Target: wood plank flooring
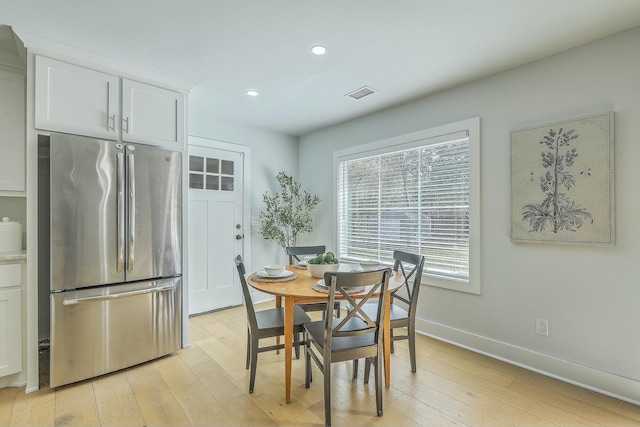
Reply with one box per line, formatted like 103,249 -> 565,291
1,302 -> 638,426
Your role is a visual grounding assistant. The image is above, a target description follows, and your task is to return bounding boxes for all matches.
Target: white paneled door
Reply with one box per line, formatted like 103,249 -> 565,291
188,145 -> 244,314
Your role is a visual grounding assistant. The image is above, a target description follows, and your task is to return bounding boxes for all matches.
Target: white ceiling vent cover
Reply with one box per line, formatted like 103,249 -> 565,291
346,86 -> 377,100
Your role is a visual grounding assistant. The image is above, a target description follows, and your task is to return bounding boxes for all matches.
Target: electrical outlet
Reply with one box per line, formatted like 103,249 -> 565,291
535,318 -> 549,336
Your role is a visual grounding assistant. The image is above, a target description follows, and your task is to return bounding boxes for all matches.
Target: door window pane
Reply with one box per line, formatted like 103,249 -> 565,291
221,160 -> 234,175
221,176 -> 234,191
189,173 -> 203,189
206,158 -> 219,174
206,175 -> 219,190
189,156 -> 204,172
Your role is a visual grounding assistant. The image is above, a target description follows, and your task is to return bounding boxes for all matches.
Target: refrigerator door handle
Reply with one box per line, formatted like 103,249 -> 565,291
62,283 -> 176,305
117,152 -> 125,272
127,152 -> 136,271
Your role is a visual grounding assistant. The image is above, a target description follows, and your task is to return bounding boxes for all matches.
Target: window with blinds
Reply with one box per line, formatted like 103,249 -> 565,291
337,128 -> 473,283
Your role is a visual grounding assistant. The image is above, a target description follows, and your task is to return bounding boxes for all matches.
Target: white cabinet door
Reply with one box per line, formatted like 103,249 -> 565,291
0,288 -> 22,377
35,56 -> 119,140
0,69 -> 25,192
122,79 -> 185,149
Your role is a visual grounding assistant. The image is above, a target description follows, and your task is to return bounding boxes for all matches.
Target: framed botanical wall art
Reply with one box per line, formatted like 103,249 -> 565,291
511,112 -> 614,245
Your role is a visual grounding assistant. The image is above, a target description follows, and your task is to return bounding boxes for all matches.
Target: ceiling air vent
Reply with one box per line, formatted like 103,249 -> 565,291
346,86 -> 377,100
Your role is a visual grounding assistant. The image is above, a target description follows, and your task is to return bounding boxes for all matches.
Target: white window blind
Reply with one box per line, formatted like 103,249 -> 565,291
337,133 -> 470,281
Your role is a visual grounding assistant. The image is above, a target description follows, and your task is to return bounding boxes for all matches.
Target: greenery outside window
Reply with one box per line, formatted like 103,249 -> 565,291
334,118 -> 480,294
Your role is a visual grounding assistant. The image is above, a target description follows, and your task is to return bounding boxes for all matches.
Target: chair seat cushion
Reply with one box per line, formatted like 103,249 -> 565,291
305,319 -> 375,352
256,305 -> 310,331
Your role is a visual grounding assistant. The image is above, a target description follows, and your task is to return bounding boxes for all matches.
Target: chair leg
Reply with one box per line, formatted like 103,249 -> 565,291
335,302 -> 341,318
245,329 -> 251,370
294,332 -> 301,359
390,328 -> 395,354
363,357 -> 371,384
352,359 -> 359,379
324,362 -> 332,427
248,337 -> 259,393
374,355 -> 383,417
304,335 -> 312,387
409,322 -> 417,373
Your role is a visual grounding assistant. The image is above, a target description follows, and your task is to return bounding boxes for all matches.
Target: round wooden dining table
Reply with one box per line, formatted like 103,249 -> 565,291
248,263 -> 404,404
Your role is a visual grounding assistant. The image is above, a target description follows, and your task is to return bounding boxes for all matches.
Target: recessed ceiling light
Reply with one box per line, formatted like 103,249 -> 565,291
246,90 -> 258,96
311,45 -> 327,55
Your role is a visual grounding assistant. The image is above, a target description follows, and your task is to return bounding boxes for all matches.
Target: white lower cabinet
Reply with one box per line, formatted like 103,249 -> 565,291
0,261 -> 24,378
0,288 -> 22,377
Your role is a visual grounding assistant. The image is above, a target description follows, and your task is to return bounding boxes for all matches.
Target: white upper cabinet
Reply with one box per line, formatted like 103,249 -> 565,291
35,56 -> 185,148
0,69 -> 25,192
35,56 -> 119,140
122,79 -> 184,148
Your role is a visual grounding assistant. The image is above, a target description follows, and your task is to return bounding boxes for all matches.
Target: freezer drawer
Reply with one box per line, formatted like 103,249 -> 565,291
50,277 -> 181,387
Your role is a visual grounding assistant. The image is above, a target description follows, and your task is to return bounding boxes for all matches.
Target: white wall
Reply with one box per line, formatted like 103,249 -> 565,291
188,107 -> 299,296
298,27 -> 640,404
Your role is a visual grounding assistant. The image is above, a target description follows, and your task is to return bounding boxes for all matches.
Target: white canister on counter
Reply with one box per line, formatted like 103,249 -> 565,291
0,217 -> 22,252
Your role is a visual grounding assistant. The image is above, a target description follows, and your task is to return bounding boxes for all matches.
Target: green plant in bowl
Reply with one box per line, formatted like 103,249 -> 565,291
307,252 -> 339,278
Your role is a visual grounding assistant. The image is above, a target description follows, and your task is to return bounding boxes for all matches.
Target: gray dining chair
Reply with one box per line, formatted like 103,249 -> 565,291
304,268 -> 391,427
286,245 -> 341,318
235,255 -> 311,393
350,250 -> 425,381
286,245 -> 326,265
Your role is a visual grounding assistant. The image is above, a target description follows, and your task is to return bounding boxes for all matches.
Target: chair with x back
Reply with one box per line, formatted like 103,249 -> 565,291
351,250 -> 425,381
286,245 -> 341,318
304,268 -> 391,427
234,255 -> 311,393
286,245 -> 326,265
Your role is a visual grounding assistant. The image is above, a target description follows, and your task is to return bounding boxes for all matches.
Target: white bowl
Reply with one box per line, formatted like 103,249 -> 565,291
359,260 -> 381,271
264,264 -> 285,276
307,262 -> 340,279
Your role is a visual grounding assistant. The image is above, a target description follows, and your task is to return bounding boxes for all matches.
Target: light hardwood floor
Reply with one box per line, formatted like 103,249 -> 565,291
1,302 -> 638,427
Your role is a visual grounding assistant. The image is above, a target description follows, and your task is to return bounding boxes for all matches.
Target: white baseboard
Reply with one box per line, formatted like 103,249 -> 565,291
0,372 -> 26,390
416,318 -> 640,406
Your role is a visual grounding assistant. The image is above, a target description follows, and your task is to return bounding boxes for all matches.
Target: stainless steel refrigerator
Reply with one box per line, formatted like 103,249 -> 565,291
39,132 -> 182,387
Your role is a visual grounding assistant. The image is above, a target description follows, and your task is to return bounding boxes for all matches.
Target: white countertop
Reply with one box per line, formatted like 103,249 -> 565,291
0,250 -> 27,261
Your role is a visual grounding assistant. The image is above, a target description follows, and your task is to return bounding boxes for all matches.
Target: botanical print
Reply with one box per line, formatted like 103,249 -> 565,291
521,127 -> 592,233
511,112 -> 614,245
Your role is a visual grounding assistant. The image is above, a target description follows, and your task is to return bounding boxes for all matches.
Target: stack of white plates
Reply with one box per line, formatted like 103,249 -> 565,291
256,270 -> 294,278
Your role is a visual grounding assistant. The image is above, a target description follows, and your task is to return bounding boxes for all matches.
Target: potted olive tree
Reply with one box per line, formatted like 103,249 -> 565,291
258,171 -> 320,252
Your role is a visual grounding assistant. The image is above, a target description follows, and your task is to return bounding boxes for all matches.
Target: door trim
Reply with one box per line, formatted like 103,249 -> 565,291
186,134 -> 252,306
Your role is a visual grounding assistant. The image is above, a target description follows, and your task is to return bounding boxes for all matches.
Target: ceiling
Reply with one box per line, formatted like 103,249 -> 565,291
1,1 -> 639,137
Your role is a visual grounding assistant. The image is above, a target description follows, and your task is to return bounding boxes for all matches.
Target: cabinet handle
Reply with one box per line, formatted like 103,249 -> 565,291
122,117 -> 130,133
107,114 -> 116,131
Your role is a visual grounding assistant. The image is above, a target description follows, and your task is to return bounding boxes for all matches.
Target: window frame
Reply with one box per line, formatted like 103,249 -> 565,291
333,117 -> 481,294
